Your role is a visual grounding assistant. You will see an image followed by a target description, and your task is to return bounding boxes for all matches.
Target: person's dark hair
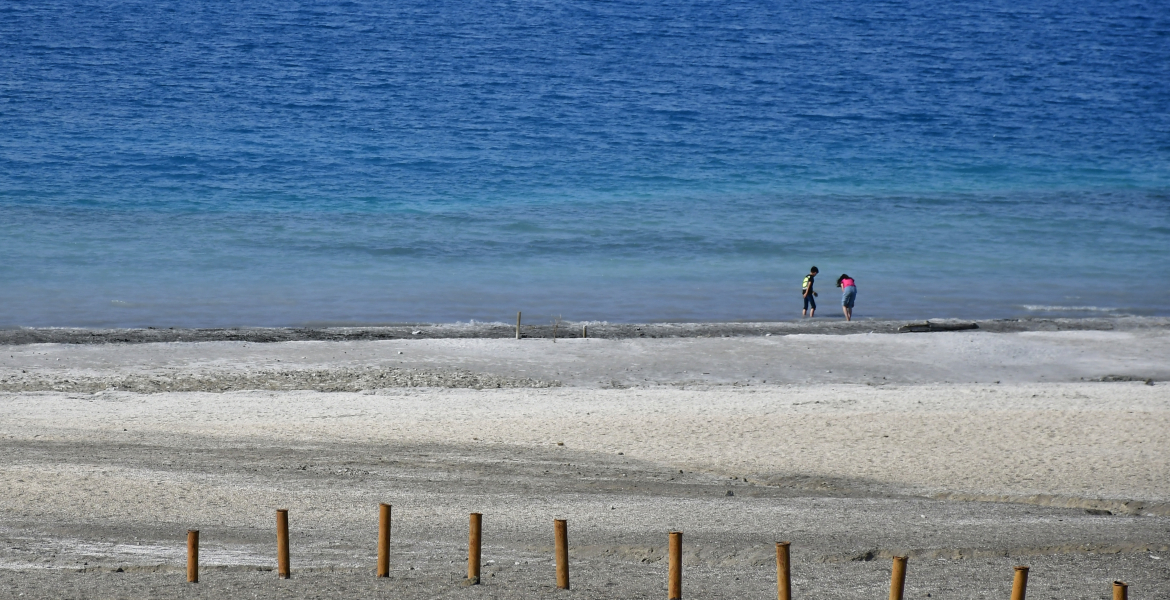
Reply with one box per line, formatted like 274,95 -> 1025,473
836,274 -> 850,287
810,266 -> 818,274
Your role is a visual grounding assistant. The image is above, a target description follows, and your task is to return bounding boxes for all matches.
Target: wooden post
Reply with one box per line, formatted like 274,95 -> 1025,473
468,512 -> 482,584
668,531 -> 682,600
186,530 -> 199,583
1113,581 -> 1128,600
776,542 -> 790,600
377,503 -> 391,578
555,519 -> 569,589
582,324 -> 588,338
1011,566 -> 1029,600
516,312 -> 522,340
889,556 -> 908,600
276,509 -> 290,579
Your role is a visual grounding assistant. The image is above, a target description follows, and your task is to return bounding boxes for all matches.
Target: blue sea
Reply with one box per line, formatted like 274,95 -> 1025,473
2,0 -> 1168,327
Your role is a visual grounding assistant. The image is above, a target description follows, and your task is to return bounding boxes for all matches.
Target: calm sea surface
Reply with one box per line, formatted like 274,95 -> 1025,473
2,0 -> 1168,327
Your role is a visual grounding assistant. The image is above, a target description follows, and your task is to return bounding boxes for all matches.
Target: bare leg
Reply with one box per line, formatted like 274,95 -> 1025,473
844,306 -> 852,321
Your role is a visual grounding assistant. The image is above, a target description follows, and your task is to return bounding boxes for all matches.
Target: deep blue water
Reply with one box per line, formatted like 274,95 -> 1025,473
2,0 -> 1169,327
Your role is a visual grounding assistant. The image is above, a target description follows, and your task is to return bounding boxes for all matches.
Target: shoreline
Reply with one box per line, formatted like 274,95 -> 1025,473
4,326 -> 1168,389
2,315 -> 1168,345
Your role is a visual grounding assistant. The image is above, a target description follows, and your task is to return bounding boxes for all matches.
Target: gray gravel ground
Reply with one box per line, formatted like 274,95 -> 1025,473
0,366 -> 558,393
4,326 -> 1169,390
1,439 -> 1167,599
4,555 -> 1168,600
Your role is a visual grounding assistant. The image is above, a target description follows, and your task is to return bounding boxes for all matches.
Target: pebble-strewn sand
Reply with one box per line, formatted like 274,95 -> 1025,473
4,329 -> 1169,388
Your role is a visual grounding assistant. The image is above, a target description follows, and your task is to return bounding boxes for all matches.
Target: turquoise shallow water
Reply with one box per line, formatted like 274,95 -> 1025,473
1,0 -> 1168,326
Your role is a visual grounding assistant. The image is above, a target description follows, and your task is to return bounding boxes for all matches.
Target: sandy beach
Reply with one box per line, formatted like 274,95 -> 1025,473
1,323 -> 1168,598
8,1 -> 1169,599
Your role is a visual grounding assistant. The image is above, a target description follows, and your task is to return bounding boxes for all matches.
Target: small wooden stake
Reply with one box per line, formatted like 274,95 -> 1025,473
377,503 -> 391,578
668,531 -> 682,600
516,312 -> 522,340
468,512 -> 482,584
889,556 -> 908,600
554,519 -> 569,589
276,509 -> 290,579
1113,581 -> 1128,600
582,324 -> 588,338
776,542 -> 790,600
186,530 -> 199,583
1011,566 -> 1029,600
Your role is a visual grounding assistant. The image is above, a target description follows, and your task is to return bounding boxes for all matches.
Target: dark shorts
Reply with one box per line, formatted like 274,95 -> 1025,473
803,293 -> 816,310
842,285 -> 857,308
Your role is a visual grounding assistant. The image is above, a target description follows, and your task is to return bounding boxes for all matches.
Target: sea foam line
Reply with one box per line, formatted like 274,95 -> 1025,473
1021,305 -> 1121,312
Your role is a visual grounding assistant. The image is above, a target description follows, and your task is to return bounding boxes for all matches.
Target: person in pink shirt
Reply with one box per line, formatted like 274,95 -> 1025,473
836,274 -> 857,321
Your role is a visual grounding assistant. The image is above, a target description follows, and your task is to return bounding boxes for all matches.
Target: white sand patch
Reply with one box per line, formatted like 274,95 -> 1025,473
2,383 -> 1166,502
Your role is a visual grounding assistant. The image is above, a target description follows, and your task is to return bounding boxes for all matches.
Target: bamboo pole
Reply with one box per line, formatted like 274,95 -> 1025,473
668,531 -> 682,600
889,556 -> 908,600
1113,581 -> 1128,600
377,503 -> 392,578
516,312 -> 522,340
468,512 -> 482,584
276,509 -> 290,579
186,530 -> 199,583
555,519 -> 569,589
776,542 -> 790,600
1010,566 -> 1029,600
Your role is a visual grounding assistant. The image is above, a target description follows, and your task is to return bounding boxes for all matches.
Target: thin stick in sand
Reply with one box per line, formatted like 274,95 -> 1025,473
776,542 -> 790,600
1011,566 -> 1029,600
276,509 -> 290,579
468,512 -> 482,584
377,503 -> 391,578
668,531 -> 682,599
554,519 -> 569,589
889,556 -> 908,600
186,530 -> 198,583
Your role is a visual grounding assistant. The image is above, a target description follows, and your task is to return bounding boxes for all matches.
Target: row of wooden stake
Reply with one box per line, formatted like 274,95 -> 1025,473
182,506 -> 1132,600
